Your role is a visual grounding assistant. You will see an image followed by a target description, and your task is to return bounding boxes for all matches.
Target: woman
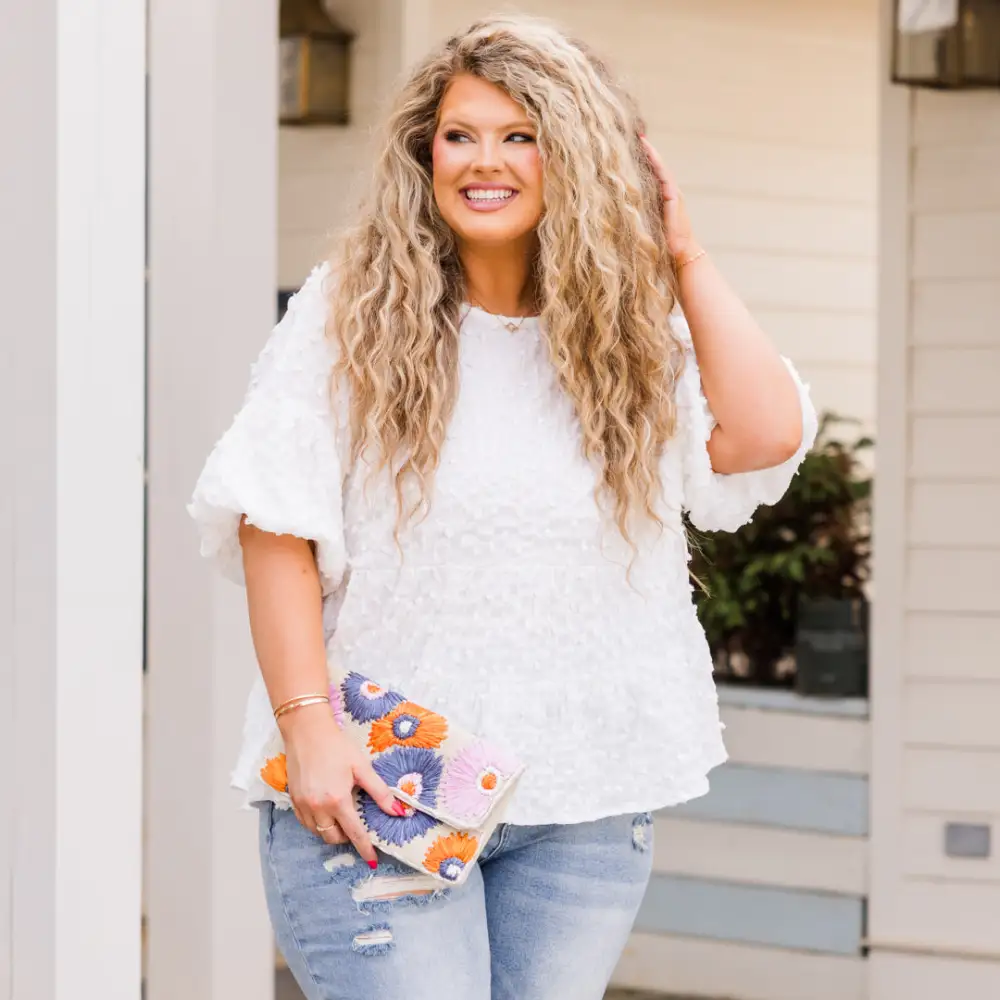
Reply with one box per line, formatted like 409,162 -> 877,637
191,14 -> 816,1000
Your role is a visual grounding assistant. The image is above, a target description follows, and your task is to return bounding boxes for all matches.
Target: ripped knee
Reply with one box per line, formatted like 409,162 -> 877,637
631,812 -> 653,852
319,848 -> 452,935
352,923 -> 394,956
346,870 -> 450,958
350,871 -> 448,912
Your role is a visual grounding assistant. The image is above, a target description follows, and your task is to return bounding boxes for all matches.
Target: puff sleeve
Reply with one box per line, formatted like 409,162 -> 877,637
188,263 -> 347,593
673,311 -> 818,533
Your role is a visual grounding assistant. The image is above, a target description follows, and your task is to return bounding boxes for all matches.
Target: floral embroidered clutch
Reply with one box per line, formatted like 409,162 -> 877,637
257,668 -> 525,886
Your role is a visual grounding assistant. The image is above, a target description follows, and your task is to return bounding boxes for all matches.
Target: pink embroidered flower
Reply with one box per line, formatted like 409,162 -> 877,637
440,741 -> 519,826
328,682 -> 345,728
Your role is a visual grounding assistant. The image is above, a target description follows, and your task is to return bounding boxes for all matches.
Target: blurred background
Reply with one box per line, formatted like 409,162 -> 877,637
1,0 -> 998,998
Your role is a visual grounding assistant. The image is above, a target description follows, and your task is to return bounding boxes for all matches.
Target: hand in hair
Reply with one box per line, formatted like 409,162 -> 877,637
639,138 -> 806,474
639,136 -> 700,264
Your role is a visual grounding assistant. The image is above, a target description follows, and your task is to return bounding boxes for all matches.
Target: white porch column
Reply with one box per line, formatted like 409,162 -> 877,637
145,2 -> 278,999
0,1 -> 146,998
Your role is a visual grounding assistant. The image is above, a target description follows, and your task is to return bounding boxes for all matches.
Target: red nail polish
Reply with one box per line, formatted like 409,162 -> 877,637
392,800 -> 408,817
368,859 -> 378,870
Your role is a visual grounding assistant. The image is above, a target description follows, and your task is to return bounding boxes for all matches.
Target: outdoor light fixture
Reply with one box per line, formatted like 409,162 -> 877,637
279,0 -> 353,125
892,0 -> 1000,88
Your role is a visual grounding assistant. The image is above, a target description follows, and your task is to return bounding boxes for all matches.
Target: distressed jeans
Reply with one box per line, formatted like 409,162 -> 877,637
258,802 -> 654,1000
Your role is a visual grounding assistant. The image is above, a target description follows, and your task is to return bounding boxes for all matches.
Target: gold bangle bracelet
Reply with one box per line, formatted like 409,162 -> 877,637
273,693 -> 330,720
274,696 -> 329,720
676,247 -> 707,270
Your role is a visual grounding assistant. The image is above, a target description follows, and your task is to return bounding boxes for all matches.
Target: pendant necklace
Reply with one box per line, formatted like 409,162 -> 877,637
468,297 -> 530,334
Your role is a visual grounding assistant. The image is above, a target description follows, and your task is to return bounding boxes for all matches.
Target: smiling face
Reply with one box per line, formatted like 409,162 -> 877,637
431,73 -> 544,250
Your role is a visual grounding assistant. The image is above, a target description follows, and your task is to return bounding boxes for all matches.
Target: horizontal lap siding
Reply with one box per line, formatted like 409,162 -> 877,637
277,1 -> 388,286
913,213 -> 1000,280
881,880 -> 1000,955
910,416 -> 1000,478
909,483 -> 1000,545
645,703 -> 872,968
668,763 -> 869,836
904,614 -> 1000,681
906,549 -> 1000,613
653,817 -> 868,896
756,310 -> 876,366
911,349 -> 1000,414
899,83 -> 1000,969
912,281 -> 1000,345
720,702 -> 869,774
904,748 -> 1000,814
904,681 -> 1000,749
617,932 -> 867,1000
278,130 -> 373,286
635,874 -> 865,955
872,953 -> 1000,999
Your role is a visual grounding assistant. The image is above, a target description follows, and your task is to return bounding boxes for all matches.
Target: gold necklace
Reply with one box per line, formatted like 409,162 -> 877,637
468,298 -> 530,334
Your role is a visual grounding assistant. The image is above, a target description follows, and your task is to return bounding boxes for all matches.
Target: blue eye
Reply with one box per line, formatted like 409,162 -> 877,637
444,131 -> 472,143
506,132 -> 535,143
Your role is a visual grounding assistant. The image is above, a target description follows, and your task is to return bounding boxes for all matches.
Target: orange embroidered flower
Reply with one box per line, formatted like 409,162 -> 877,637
367,701 -> 448,753
423,832 -> 478,882
260,754 -> 289,794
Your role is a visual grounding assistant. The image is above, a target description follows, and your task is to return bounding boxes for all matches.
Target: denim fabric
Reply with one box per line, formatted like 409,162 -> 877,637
258,803 -> 654,1000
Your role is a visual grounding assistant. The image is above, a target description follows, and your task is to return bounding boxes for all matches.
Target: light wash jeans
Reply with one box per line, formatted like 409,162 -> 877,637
258,802 -> 654,1000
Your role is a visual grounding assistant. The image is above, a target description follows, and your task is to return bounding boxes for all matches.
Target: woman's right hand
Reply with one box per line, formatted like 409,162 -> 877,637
279,704 -> 404,867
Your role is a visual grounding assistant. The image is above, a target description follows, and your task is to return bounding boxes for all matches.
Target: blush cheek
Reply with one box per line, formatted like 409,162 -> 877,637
430,133 -> 446,172
515,146 -> 542,189
509,149 -> 543,222
432,135 -> 465,187
432,137 -> 468,222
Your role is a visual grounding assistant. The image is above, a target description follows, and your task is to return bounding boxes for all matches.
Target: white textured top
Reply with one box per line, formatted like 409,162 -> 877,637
190,264 -> 817,826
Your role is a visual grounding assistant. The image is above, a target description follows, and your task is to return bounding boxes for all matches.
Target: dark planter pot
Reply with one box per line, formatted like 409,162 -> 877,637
794,597 -> 869,697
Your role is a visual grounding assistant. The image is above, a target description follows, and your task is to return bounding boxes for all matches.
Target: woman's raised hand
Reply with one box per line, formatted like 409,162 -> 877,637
640,136 -> 700,263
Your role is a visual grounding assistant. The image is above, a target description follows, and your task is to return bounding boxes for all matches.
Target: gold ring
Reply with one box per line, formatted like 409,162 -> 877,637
316,822 -> 338,833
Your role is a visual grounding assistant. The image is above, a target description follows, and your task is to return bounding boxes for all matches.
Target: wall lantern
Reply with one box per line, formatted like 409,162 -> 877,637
279,0 -> 353,125
892,0 -> 1000,89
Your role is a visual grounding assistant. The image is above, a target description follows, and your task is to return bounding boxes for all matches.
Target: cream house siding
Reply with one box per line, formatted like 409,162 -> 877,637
897,87 -> 1000,954
278,1 -> 400,285
871,5 -> 1000,986
280,0 -> 878,436
279,129 -> 367,286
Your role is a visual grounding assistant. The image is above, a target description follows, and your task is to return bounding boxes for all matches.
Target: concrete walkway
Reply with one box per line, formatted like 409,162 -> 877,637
277,968 -> 668,999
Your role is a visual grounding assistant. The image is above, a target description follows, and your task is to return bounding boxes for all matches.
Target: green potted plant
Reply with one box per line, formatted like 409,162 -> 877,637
689,413 -> 872,694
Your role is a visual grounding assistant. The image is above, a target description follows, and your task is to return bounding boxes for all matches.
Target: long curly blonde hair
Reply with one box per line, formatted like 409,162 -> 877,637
329,14 -> 684,547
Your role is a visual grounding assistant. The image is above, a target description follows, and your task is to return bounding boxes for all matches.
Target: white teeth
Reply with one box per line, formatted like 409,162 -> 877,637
465,189 -> 515,201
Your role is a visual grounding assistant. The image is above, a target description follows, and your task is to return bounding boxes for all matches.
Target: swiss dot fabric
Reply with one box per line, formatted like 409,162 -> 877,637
189,263 -> 817,825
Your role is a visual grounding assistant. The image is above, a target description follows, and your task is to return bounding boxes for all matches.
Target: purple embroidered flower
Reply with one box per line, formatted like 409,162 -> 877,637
341,671 -> 404,723
440,741 -> 519,826
328,682 -> 345,728
358,746 -> 444,847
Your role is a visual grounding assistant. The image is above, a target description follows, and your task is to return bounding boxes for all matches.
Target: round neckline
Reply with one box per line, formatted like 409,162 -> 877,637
461,302 -> 541,327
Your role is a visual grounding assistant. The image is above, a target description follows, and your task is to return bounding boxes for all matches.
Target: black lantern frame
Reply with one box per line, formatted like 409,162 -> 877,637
279,0 -> 354,125
892,0 -> 1000,89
